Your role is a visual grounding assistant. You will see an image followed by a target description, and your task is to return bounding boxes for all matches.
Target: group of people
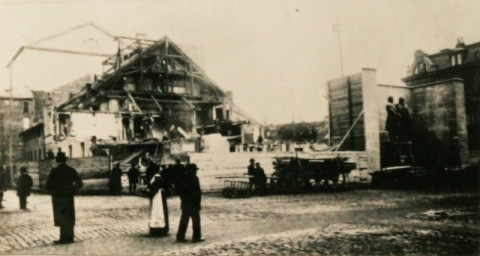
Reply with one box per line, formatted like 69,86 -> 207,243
247,159 -> 267,195
0,151 -> 205,245
0,165 -> 34,211
109,157 -> 205,243
386,96 -> 411,142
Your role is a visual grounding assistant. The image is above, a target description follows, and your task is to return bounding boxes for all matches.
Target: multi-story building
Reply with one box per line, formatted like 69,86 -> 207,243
20,36 -> 261,162
0,96 -> 34,165
402,39 -> 480,164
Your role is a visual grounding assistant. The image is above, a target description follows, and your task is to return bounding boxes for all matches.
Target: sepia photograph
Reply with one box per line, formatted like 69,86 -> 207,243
0,0 -> 478,255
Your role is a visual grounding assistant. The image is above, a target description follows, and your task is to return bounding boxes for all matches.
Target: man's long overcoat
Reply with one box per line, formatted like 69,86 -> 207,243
46,163 -> 83,227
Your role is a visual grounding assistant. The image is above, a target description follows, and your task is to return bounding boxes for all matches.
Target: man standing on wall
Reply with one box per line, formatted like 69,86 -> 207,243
46,152 -> 83,244
386,96 -> 400,142
395,97 -> 411,142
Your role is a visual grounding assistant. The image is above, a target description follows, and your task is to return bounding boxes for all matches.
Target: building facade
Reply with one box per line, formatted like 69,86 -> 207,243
403,39 -> 480,156
20,36 -> 261,162
0,97 -> 34,165
327,40 -> 479,170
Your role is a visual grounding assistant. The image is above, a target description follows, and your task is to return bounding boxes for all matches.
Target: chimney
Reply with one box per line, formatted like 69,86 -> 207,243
456,37 -> 466,48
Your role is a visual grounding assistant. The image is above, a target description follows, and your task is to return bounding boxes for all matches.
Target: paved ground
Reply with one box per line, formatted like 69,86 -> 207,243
0,188 -> 478,255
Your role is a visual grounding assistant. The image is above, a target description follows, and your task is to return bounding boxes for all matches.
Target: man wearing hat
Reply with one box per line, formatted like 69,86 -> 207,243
46,152 -> 83,244
0,165 -> 7,209
176,163 -> 204,242
247,159 -> 255,191
16,167 -> 33,210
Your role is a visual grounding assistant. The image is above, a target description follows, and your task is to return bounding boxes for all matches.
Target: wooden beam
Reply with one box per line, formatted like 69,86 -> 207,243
28,23 -> 90,46
23,46 -> 111,58
180,96 -> 195,110
6,47 -> 24,68
125,90 -> 143,113
151,95 -> 164,111
114,36 -> 159,43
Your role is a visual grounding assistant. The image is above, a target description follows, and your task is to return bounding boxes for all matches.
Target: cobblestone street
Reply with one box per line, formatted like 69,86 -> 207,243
0,189 -> 478,255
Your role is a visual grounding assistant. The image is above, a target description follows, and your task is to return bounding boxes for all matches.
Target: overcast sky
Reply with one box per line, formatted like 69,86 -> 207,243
0,0 -> 479,124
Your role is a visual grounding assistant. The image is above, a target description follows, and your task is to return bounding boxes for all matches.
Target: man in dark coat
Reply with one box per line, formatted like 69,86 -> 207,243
46,152 -> 83,244
176,163 -> 204,243
17,167 -> 33,210
254,163 -> 267,195
145,159 -> 159,189
127,162 -> 140,194
247,159 -> 255,191
0,165 -> 7,209
171,159 -> 186,195
386,96 -> 400,142
395,97 -> 411,141
110,163 -> 123,195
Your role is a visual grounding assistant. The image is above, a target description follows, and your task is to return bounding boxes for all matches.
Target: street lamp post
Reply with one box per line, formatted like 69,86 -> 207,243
8,65 -> 14,187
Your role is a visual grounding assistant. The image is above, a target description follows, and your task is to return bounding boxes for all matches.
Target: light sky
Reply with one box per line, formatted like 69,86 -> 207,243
0,0 -> 479,124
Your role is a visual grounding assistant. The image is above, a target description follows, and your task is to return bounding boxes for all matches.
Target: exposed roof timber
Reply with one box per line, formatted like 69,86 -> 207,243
28,23 -> 121,47
29,23 -> 90,46
24,46 -> 111,58
164,37 -> 225,97
8,23 -> 123,68
125,90 -> 143,113
114,36 -> 158,43
180,96 -> 195,110
151,95 -> 164,111
57,110 -> 165,116
58,36 -> 226,110
6,47 -> 24,68
107,94 -> 219,105
231,103 -> 262,125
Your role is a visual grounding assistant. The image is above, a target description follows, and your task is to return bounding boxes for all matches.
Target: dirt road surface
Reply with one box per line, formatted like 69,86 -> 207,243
1,189 -> 478,255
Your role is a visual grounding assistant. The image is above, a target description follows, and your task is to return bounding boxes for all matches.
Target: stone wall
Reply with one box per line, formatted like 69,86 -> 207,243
37,156 -> 111,193
190,151 -> 369,192
410,79 -> 469,168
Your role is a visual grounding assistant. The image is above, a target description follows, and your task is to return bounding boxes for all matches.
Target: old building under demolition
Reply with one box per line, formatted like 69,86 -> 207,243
22,36 -> 261,160
18,36 -> 261,191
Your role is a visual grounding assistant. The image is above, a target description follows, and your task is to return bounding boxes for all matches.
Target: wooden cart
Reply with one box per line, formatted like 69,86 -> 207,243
216,175 -> 253,198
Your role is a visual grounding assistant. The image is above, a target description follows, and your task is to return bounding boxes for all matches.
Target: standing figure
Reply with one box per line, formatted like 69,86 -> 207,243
46,152 -> 83,244
176,164 -> 205,243
254,163 -> 267,195
247,159 -> 255,191
395,97 -> 411,141
17,167 -> 33,210
127,162 -> 140,194
145,159 -> 159,188
0,166 -> 7,209
110,163 -> 123,195
161,164 -> 174,196
171,159 -> 186,195
386,96 -> 400,142
148,171 -> 169,236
